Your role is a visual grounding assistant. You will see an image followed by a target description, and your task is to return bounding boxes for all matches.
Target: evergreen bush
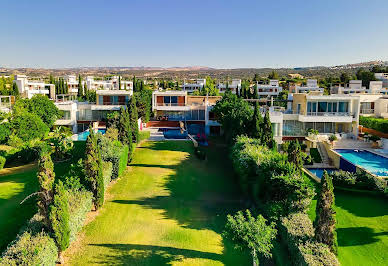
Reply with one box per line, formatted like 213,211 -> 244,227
67,190 -> 93,243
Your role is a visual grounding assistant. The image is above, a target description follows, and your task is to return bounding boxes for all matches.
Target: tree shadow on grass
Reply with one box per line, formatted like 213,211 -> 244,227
119,140 -> 251,265
334,190 -> 388,218
337,227 -> 388,247
89,243 -> 224,265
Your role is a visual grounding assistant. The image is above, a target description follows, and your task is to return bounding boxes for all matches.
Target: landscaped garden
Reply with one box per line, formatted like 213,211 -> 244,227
308,187 -> 388,265
66,140 -> 250,265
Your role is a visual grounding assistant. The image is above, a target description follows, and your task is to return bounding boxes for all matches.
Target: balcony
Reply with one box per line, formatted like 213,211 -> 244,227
360,109 -> 374,115
299,112 -> 354,123
154,102 -> 190,111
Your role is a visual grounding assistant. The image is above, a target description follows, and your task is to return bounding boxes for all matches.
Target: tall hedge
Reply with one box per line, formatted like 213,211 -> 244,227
360,116 -> 388,133
84,128 -> 105,209
230,136 -> 314,215
67,190 -> 93,243
0,215 -> 58,265
98,135 -> 129,179
49,181 -> 70,252
280,213 -> 339,266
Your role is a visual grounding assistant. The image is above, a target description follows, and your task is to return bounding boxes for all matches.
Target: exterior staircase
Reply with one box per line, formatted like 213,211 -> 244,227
317,142 -> 330,165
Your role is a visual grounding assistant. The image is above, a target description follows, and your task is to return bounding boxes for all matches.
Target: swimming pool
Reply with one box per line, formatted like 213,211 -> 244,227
77,129 -> 106,141
163,129 -> 188,139
306,168 -> 336,178
335,149 -> 388,177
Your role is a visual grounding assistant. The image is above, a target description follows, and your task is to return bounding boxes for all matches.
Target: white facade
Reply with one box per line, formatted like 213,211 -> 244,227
86,76 -> 133,91
256,79 -> 282,97
64,75 -> 79,94
293,79 -> 324,93
14,75 -> 54,99
182,79 -> 206,92
375,73 -> 388,88
218,79 -> 241,93
331,80 -> 367,94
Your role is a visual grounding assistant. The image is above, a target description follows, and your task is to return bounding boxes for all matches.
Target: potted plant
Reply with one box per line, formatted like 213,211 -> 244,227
329,134 -> 337,147
307,128 -> 319,140
369,135 -> 381,148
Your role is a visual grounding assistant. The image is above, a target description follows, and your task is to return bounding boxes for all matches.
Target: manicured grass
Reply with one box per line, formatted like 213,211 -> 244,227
67,141 -> 250,265
0,141 -> 86,251
308,186 -> 388,265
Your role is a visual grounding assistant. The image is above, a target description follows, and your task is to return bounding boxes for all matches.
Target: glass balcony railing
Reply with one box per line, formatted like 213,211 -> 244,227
306,112 -> 353,117
156,103 -> 186,107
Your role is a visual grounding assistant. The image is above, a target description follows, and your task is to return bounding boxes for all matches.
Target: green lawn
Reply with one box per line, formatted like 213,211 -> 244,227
67,141 -> 250,265
0,141 -> 86,251
308,187 -> 388,265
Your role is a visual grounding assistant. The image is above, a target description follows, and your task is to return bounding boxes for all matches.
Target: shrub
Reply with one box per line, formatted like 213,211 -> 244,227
7,134 -> 24,148
10,112 -> 49,141
330,170 -> 356,186
369,135 -> 381,142
309,148 -> 322,163
98,135 -> 128,179
303,154 -> 313,165
67,190 -> 93,243
0,214 -> 58,265
49,181 -> 70,252
360,116 -> 388,133
329,134 -> 337,142
138,130 -> 150,142
280,213 -> 339,266
104,127 -> 119,140
329,170 -> 387,193
0,123 -> 10,144
102,161 -> 113,189
0,231 -> 58,266
0,155 -> 5,170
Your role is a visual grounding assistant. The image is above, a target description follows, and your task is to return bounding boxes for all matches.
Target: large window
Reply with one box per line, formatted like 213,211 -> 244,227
307,101 -> 348,114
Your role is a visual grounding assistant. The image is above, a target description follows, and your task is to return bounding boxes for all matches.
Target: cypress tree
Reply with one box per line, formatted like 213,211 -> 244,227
261,110 -> 273,148
118,107 -> 133,161
287,140 -> 303,170
65,81 -> 68,94
78,74 -> 83,98
119,76 -> 121,90
49,180 -> 70,254
132,76 -> 137,92
84,127 -> 105,209
253,84 -> 258,99
37,146 -> 55,228
128,97 -> 139,143
12,82 -> 19,97
315,171 -> 337,254
84,83 -> 88,100
251,102 -> 263,139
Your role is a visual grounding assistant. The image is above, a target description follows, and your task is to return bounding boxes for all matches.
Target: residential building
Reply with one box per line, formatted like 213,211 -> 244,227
218,79 -> 241,94
291,79 -> 324,93
64,75 -> 79,95
256,79 -> 282,97
0,96 -> 15,113
151,90 -> 221,135
265,92 -> 360,144
55,90 -> 132,133
358,94 -> 388,118
374,73 -> 388,88
85,76 -> 133,91
182,79 -> 206,92
330,80 -> 366,94
14,75 -> 55,99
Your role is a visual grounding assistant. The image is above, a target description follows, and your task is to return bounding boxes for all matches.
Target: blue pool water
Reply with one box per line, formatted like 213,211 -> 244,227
163,129 -> 188,139
78,129 -> 106,141
307,168 -> 336,178
335,149 -> 388,176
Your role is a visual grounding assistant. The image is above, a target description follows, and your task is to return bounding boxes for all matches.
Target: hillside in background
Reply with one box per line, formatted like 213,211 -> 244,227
1,60 -> 387,80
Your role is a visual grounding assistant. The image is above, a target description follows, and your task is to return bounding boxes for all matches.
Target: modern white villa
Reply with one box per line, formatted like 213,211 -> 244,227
217,79 -> 241,94
290,79 -> 324,94
182,79 -> 206,92
14,75 -> 55,99
256,79 -> 282,97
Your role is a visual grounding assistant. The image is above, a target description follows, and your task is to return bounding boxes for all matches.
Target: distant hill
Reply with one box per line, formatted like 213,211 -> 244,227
1,60 -> 386,80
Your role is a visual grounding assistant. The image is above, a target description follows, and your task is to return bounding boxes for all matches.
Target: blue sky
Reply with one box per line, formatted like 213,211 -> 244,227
1,0 -> 388,68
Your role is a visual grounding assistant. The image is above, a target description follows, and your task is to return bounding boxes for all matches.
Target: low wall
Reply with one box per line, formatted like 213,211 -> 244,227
359,126 -> 388,139
322,141 -> 340,168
